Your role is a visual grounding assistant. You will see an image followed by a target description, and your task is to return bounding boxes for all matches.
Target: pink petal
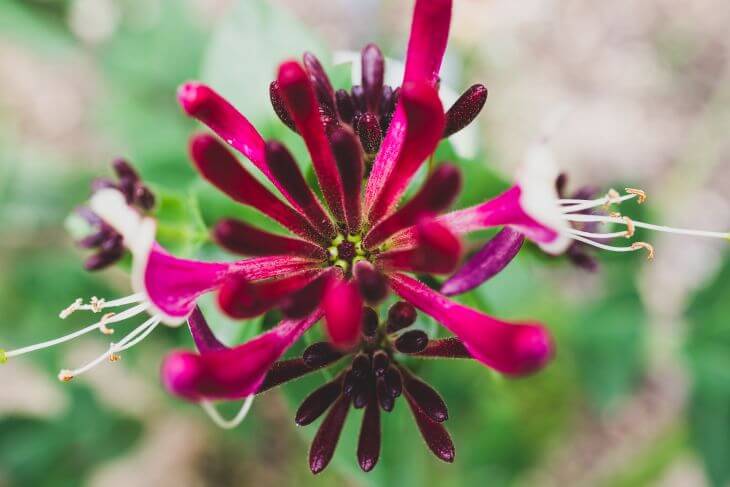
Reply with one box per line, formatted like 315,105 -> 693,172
177,82 -> 266,173
329,127 -> 365,233
217,269 -> 324,319
366,82 -> 445,224
187,306 -> 226,353
403,0 -> 453,85
162,309 -> 323,401
213,218 -> 326,259
277,61 -> 346,223
322,275 -> 363,349
364,163 -> 461,249
189,134 -> 323,243
376,220 -> 461,275
388,273 -> 554,376
365,0 -> 452,210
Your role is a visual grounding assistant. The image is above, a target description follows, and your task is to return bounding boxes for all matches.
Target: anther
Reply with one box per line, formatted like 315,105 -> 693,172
58,370 -> 74,382
90,297 -> 106,313
99,313 -> 116,335
109,353 -> 121,362
625,188 -> 647,204
59,299 -> 82,319
631,242 -> 655,260
622,216 -> 635,238
605,188 -> 621,206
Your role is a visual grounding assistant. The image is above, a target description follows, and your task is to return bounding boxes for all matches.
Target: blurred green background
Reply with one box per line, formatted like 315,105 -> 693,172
1,0 -> 729,486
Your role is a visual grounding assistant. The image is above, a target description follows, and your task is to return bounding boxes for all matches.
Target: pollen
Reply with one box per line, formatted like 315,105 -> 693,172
59,298 -> 82,319
625,188 -> 647,204
622,216 -> 636,238
90,297 -> 106,313
605,188 -> 621,206
58,370 -> 74,382
631,242 -> 655,260
99,313 -> 116,335
109,353 -> 121,362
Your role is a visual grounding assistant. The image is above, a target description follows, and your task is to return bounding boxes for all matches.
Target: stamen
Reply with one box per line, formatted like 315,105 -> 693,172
606,188 -> 621,205
622,216 -> 635,238
631,242 -> 655,260
568,234 -> 652,254
99,313 -> 116,335
57,315 -> 161,381
4,302 -> 149,360
567,228 -> 629,240
201,395 -> 255,430
559,193 -> 638,214
625,188 -> 647,203
59,293 -> 146,318
563,214 -> 730,240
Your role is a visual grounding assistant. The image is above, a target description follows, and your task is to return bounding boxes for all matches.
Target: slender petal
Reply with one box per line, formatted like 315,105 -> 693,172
358,396 -> 381,472
367,82 -> 445,224
414,337 -> 472,359
161,310 -> 322,401
303,52 -> 337,115
329,127 -> 364,232
296,378 -> 343,426
322,275 -> 363,349
257,358 -> 315,393
388,273 -> 554,376
265,141 -> 337,238
190,134 -> 322,242
187,307 -> 226,353
178,82 -> 267,173
269,81 -> 297,132
302,342 -> 346,368
364,164 -> 461,249
404,390 -> 455,463
277,61 -> 347,222
309,395 -> 351,474
279,271 -> 332,318
403,0 -> 453,85
218,269 -> 325,319
401,368 -> 448,422
213,218 -> 326,259
440,227 -> 524,296
443,84 -> 488,138
376,220 -> 461,275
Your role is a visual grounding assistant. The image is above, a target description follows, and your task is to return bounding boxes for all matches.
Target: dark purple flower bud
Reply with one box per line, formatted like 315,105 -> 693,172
414,337 -> 472,359
258,358 -> 315,393
112,158 -> 140,182
361,307 -> 379,337
372,350 -> 389,377
386,301 -> 417,333
353,385 -> 370,409
309,395 -> 351,474
269,81 -> 297,132
351,353 -> 371,379
358,397 -> 381,472
379,85 -> 395,117
83,250 -> 121,271
395,330 -> 429,354
355,112 -> 382,155
303,52 -> 337,115
354,261 -> 389,304
361,43 -> 384,113
296,379 -> 342,426
376,377 -> 394,412
335,89 -> 355,124
351,85 -> 366,112
443,84 -> 488,138
342,369 -> 357,397
404,392 -> 455,463
78,230 -> 109,249
402,371 -> 448,422
303,342 -> 345,369
384,365 -> 402,398
134,185 -> 155,210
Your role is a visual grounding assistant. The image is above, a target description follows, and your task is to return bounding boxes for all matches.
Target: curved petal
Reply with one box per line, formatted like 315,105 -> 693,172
440,228 -> 524,296
187,306 -> 226,353
388,273 -> 553,376
322,275 -> 363,349
162,309 -> 323,401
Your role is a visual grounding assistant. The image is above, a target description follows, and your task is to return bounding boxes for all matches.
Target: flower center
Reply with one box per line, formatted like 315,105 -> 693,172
327,233 -> 367,272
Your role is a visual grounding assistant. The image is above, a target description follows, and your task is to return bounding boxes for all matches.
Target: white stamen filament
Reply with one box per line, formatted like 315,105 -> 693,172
201,395 -> 255,430
568,234 -> 649,254
59,314 -> 162,380
5,302 -> 149,359
563,214 -> 730,240
567,228 -> 629,240
559,193 -> 637,214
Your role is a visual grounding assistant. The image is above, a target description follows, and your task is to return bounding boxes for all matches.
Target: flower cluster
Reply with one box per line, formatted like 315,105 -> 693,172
3,0 -> 728,475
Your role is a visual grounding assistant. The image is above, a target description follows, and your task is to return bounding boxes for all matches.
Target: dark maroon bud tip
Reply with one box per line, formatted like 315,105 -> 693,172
335,89 -> 355,124
309,396 -> 351,474
386,301 -> 417,333
379,85 -> 395,116
361,43 -> 385,113
351,85 -> 366,112
269,81 -> 298,132
112,158 -> 140,182
361,307 -> 379,338
355,112 -> 382,154
384,365 -> 402,398
83,251 -> 121,271
354,261 -> 389,304
403,372 -> 448,423
303,52 -> 336,113
353,387 -> 370,409
303,342 -> 345,369
395,330 -> 429,354
405,393 -> 455,463
357,399 -> 381,472
351,354 -> 371,379
376,377 -> 394,412
342,370 -> 357,398
296,380 -> 342,426
443,83 -> 488,138
372,350 -> 390,377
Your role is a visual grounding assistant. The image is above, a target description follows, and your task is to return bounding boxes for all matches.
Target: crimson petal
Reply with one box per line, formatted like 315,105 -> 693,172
322,275 -> 364,349
213,218 -> 326,259
309,395 -> 351,474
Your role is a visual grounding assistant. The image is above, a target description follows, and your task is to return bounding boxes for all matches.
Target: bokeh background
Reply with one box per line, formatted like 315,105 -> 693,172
1,0 -> 729,486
